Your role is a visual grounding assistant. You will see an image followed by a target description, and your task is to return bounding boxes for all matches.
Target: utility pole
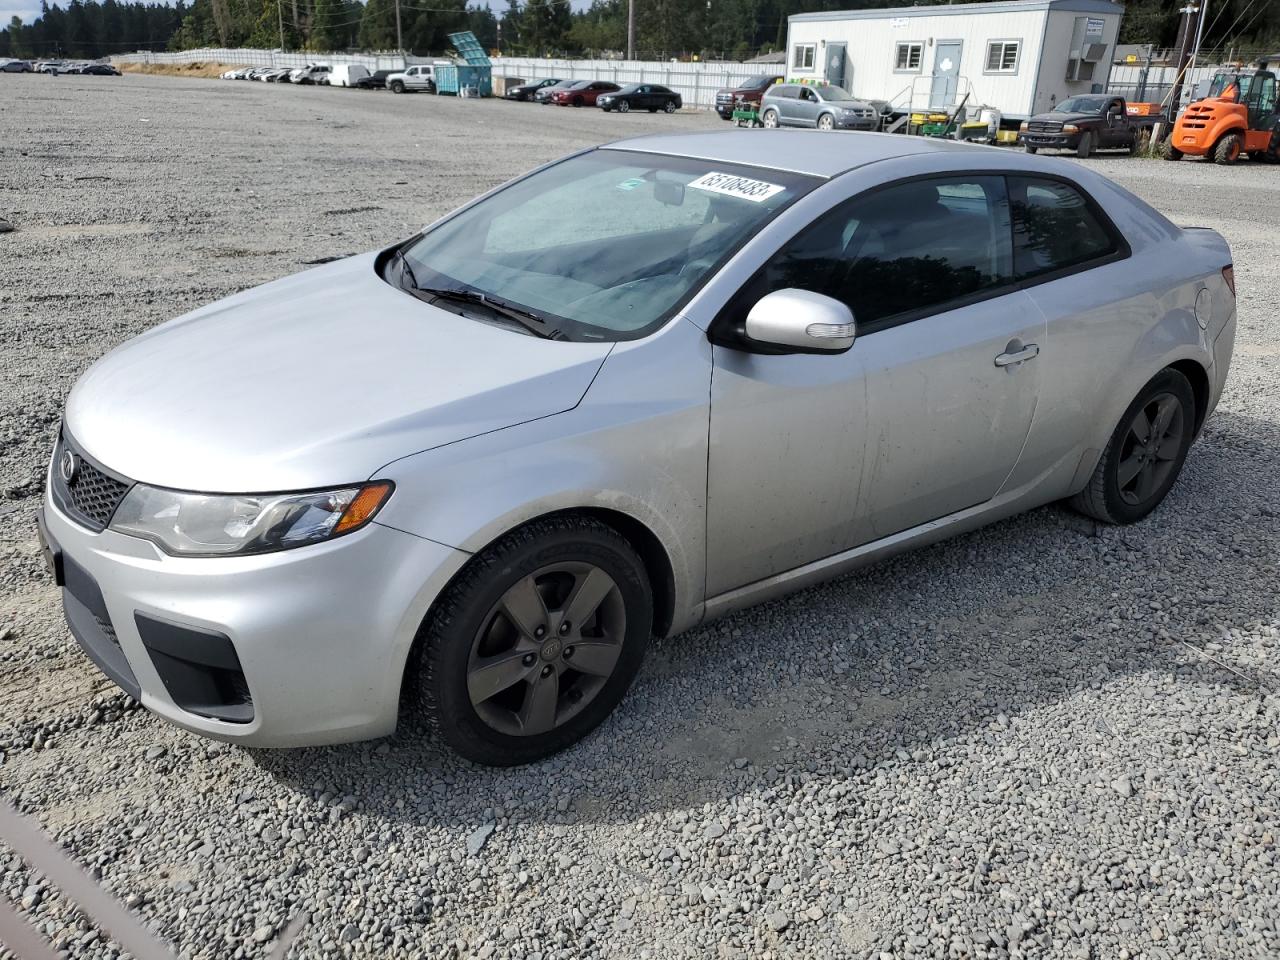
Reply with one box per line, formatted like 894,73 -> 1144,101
1169,3 -> 1199,114
277,0 -> 285,51
395,0 -> 403,53
627,0 -> 635,60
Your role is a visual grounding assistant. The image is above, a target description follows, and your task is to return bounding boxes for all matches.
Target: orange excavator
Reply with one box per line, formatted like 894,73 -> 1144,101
1166,68 -> 1280,163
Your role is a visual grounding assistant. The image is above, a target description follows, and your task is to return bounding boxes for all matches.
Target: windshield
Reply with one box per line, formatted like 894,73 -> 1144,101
812,84 -> 848,100
744,76 -> 775,90
1208,72 -> 1255,99
399,149 -> 817,341
1053,96 -> 1109,113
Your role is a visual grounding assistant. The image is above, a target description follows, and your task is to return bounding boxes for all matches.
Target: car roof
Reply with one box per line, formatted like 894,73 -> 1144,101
602,130 -> 998,179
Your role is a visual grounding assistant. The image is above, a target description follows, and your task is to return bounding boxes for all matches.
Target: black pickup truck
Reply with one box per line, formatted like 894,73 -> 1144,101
1019,95 -> 1162,158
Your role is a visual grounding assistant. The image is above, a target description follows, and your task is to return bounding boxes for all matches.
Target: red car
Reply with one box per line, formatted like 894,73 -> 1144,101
552,80 -> 620,107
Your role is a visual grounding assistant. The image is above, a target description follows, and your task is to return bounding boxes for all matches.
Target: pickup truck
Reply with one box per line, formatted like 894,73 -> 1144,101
386,64 -> 437,94
1019,95 -> 1163,158
714,74 -> 784,120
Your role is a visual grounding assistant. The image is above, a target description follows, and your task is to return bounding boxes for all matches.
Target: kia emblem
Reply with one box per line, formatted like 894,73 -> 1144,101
59,450 -> 79,485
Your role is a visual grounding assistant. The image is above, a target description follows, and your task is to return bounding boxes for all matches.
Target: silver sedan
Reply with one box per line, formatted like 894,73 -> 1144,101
40,131 -> 1236,765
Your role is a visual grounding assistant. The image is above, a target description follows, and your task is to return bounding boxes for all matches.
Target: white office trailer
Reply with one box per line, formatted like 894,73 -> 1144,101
786,0 -> 1124,121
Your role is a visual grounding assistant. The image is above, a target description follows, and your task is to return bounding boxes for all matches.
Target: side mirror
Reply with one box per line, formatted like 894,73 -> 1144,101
654,181 -> 685,206
744,288 -> 856,354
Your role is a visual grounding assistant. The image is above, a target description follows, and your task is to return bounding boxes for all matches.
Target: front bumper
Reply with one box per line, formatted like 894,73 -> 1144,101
39,492 -> 468,747
1020,134 -> 1079,148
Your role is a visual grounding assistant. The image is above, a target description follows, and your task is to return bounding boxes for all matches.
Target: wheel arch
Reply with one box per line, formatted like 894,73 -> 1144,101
1167,357 -> 1211,435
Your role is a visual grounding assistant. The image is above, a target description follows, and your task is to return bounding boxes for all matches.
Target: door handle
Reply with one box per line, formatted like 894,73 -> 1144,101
994,343 -> 1040,367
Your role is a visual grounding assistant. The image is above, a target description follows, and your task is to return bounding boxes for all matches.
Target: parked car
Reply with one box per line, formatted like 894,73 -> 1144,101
387,64 -> 436,94
1020,95 -> 1163,158
598,83 -> 681,114
504,77 -> 562,101
83,64 -> 121,76
35,60 -> 67,74
356,69 -> 396,90
760,83 -> 878,131
262,68 -> 292,82
39,131 -> 1235,766
534,79 -> 578,103
292,64 -> 331,85
326,64 -> 369,88
552,80 -> 620,107
0,59 -> 33,72
713,73 -> 784,120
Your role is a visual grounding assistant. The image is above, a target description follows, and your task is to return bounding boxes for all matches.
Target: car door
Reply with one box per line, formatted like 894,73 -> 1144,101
705,174 -> 1044,595
1102,98 -> 1126,146
794,87 -> 820,126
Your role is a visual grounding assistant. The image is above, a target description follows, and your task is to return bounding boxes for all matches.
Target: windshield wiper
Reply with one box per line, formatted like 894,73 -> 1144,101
412,286 -> 564,340
392,247 -> 419,291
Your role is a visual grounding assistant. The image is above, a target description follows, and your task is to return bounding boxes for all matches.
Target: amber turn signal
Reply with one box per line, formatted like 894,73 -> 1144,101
334,481 -> 395,534
1222,265 -> 1235,297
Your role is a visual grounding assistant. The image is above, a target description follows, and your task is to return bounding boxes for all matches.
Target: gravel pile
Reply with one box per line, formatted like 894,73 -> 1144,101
1,75 -> 1278,959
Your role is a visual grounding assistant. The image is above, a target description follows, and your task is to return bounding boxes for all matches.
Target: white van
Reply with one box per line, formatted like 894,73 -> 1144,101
329,64 -> 370,88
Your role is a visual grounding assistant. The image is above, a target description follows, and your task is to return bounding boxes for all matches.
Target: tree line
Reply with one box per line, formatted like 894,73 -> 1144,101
4,0 -> 1279,64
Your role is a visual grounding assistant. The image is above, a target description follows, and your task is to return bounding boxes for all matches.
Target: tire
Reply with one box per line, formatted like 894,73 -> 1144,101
412,515 -> 653,766
618,100 -> 630,113
761,108 -> 779,129
1163,141 -> 1183,161
649,108 -> 658,113
1076,131 -> 1093,159
1213,132 -> 1242,164
572,96 -> 583,107
1069,368 -> 1197,525
817,113 -> 835,131
1024,144 -> 1038,154
390,80 -> 404,94
664,100 -> 677,114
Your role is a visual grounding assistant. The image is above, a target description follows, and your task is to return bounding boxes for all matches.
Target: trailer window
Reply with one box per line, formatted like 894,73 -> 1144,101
895,42 -> 923,72
985,40 -> 1020,73
793,44 -> 816,71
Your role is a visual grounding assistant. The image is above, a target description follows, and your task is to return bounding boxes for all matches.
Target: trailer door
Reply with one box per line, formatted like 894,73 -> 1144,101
826,41 -> 847,90
930,40 -> 962,109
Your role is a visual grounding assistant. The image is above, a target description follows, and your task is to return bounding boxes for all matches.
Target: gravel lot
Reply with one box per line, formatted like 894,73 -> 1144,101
2,73 -> 1279,960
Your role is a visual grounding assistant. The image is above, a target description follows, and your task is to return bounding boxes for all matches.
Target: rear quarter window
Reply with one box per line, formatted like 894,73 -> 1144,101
1010,177 -> 1124,281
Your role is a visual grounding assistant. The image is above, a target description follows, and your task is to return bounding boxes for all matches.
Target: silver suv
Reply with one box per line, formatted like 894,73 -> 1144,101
761,82 -> 879,131
40,131 -> 1235,765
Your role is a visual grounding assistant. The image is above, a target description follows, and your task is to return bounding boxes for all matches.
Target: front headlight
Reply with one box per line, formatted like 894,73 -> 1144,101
1019,121 -> 1029,131
1063,124 -> 1079,133
109,481 -> 394,557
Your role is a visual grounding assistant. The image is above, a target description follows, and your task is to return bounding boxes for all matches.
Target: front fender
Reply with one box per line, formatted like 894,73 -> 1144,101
372,318 -> 713,636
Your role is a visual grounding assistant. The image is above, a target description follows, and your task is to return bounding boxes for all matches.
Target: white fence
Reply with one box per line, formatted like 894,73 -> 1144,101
113,48 -> 766,108
115,47 -> 423,73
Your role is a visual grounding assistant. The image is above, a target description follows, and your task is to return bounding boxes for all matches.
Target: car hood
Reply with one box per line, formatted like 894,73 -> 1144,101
1032,111 -> 1091,123
826,98 -> 874,110
65,253 -> 613,492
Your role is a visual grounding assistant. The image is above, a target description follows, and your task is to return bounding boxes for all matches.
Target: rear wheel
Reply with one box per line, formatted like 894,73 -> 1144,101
1070,368 -> 1196,525
412,516 -> 653,766
1213,132 -> 1243,164
1076,131 -> 1093,158
817,113 -> 835,131
762,108 -> 779,128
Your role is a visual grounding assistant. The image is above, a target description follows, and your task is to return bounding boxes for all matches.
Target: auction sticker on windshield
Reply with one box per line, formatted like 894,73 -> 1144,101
688,171 -> 785,203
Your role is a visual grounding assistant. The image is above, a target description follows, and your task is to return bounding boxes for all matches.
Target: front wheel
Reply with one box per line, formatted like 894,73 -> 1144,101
572,96 -> 583,107
618,100 -> 630,113
1076,131 -> 1093,158
412,515 -> 653,766
390,80 -> 404,94
817,113 -> 835,131
1163,141 -> 1183,161
664,100 -> 677,114
1214,132 -> 1243,164
1024,143 -> 1038,154
1069,368 -> 1196,525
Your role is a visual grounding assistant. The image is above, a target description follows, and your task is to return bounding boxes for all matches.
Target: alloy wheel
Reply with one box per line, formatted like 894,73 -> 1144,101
1116,392 -> 1185,506
818,114 -> 834,131
762,110 -> 778,128
467,562 -> 626,737
618,100 -> 630,112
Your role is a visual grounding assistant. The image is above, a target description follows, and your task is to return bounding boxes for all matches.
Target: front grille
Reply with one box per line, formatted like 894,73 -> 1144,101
1028,120 -> 1063,134
50,431 -> 133,532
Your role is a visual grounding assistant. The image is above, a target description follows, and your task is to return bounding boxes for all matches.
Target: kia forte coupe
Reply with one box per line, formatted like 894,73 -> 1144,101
39,131 -> 1236,765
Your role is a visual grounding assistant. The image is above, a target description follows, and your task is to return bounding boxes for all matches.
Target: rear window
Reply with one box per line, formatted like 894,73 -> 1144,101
1009,177 -> 1122,281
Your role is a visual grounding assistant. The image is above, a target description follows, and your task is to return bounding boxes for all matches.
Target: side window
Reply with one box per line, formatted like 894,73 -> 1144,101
1009,177 -> 1122,281
742,176 -> 1014,329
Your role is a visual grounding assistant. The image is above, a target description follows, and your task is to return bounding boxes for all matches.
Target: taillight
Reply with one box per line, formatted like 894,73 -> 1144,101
1222,265 -> 1235,297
